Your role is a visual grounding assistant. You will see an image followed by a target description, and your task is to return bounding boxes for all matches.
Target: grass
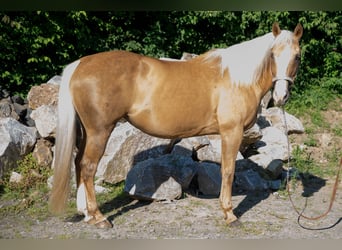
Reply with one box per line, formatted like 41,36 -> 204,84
285,81 -> 342,177
0,153 -> 52,217
0,152 -> 128,221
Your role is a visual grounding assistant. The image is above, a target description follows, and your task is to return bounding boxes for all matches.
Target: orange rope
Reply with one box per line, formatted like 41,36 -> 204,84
281,107 -> 341,229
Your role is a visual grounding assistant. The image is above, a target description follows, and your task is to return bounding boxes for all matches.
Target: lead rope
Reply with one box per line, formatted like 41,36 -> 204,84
281,107 -> 342,230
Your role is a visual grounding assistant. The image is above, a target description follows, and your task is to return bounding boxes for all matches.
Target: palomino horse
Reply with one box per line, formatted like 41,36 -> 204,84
49,23 -> 303,228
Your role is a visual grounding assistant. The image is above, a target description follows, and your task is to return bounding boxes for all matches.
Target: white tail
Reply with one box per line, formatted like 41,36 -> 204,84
49,60 -> 80,214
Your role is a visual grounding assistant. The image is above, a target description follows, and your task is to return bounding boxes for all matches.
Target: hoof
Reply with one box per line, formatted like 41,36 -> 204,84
86,216 -> 113,228
224,212 -> 238,225
228,219 -> 242,228
95,219 -> 113,229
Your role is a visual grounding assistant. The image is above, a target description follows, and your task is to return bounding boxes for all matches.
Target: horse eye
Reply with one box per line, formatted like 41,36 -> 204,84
295,54 -> 301,61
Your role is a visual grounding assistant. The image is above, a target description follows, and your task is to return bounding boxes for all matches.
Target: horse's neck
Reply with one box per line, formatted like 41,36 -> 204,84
248,33 -> 275,98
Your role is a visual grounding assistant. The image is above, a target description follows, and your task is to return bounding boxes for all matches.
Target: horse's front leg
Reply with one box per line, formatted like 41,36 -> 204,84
220,126 -> 243,225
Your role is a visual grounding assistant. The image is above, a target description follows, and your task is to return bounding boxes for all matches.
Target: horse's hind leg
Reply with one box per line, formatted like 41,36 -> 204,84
75,123 -> 89,219
77,128 -> 113,228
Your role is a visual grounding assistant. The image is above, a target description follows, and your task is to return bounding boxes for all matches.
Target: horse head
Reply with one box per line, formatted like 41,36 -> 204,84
271,22 -> 303,106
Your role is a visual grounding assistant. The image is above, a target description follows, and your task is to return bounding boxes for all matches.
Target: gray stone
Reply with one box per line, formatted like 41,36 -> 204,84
0,98 -> 19,120
179,135 -> 243,164
30,105 -> 57,138
97,122 -> 170,184
171,136 -> 211,159
265,159 -> 284,179
9,171 -> 23,184
247,127 -> 290,179
255,127 -> 291,159
241,123 -> 263,151
269,179 -> 282,190
235,159 -> 258,172
262,107 -> 304,134
124,154 -> 198,201
0,118 -> 37,178
234,169 -> 269,191
197,162 -> 221,196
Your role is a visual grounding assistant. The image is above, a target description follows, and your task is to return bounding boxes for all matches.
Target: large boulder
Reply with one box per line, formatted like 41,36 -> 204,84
262,107 -> 304,134
27,83 -> 59,110
30,105 -> 57,138
124,154 -> 198,201
234,169 -> 281,191
196,162 -> 221,196
0,118 -> 37,178
248,126 -> 291,179
97,122 -> 170,184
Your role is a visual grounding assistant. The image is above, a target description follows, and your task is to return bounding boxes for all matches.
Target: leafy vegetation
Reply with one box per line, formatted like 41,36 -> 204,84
0,154 -> 51,215
0,11 -> 341,96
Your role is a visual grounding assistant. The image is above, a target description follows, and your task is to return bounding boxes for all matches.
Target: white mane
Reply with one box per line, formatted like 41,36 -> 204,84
206,31 -> 291,86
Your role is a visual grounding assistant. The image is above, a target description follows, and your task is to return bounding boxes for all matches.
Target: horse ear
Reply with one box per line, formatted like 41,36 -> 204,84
272,22 -> 281,37
293,23 -> 303,40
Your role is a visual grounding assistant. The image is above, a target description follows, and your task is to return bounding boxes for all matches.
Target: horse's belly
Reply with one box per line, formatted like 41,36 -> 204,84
127,108 -> 219,139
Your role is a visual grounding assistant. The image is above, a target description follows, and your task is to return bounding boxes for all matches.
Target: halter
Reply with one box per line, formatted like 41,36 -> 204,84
272,76 -> 294,86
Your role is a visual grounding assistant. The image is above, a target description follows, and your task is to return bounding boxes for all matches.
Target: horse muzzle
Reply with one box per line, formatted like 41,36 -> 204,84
272,77 -> 294,107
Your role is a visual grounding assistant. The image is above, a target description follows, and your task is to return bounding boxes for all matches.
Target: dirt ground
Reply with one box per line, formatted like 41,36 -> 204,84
0,180 -> 341,239
0,109 -> 341,239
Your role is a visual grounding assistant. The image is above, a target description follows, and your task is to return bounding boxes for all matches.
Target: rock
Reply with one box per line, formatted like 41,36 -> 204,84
9,171 -> 23,184
30,105 -> 57,138
124,154 -> 198,201
0,98 -> 19,120
195,135 -> 221,163
27,83 -> 59,110
174,135 -> 243,164
171,136 -> 221,162
269,179 -> 282,190
0,118 -> 37,178
260,126 -> 288,145
24,108 -> 35,127
196,162 -> 221,196
13,102 -> 27,121
94,184 -> 109,194
97,122 -> 170,184
32,138 -> 53,167
247,127 -> 290,179
235,158 -> 259,172
234,169 -> 269,191
262,107 -> 304,134
0,87 -> 10,99
11,95 -> 25,105
241,123 -> 263,151
264,159 -> 284,179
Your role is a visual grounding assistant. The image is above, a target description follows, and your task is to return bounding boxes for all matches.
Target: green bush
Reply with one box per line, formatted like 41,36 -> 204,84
0,11 -> 341,96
